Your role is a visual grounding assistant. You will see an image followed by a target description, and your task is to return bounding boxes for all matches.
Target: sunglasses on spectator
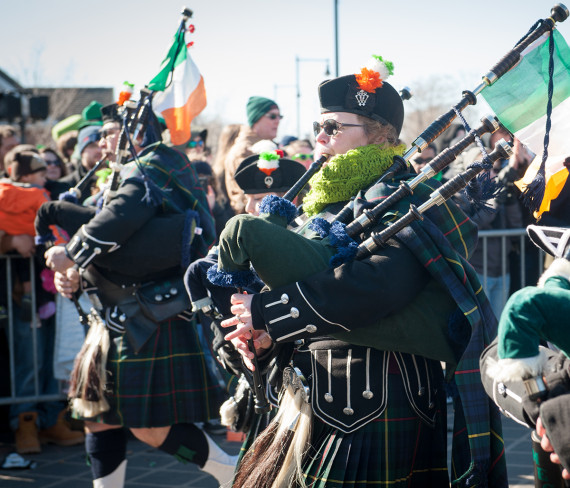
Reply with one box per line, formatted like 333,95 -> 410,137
188,140 -> 204,148
313,119 -> 364,137
293,153 -> 313,161
413,157 -> 433,165
265,113 -> 283,120
45,159 -> 62,167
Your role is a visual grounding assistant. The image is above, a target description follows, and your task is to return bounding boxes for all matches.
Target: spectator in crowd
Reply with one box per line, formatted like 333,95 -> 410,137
57,125 -> 103,204
56,130 -> 78,168
0,148 -> 84,454
224,96 -> 282,214
39,147 -> 69,200
411,142 -> 440,179
185,128 -> 208,162
279,135 -> 298,148
0,149 -> 49,313
0,125 -> 20,175
209,123 -> 241,236
283,138 -> 314,170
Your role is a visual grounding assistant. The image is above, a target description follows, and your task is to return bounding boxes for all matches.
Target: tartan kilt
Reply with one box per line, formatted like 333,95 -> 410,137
302,369 -> 450,488
79,316 -> 226,428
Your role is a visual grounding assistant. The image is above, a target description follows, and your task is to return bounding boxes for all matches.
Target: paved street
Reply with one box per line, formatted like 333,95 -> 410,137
0,414 -> 541,487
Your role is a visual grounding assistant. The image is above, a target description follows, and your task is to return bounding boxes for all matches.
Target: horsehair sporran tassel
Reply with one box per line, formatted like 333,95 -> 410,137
271,385 -> 313,488
68,310 -> 111,417
232,383 -> 313,488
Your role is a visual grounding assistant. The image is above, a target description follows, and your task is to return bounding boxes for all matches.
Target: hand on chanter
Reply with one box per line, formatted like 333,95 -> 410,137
536,417 -> 570,480
221,293 -> 273,371
45,245 -> 74,273
54,268 -> 80,299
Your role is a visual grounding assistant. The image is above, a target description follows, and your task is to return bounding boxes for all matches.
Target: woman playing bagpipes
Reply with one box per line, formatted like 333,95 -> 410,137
208,56 -> 507,487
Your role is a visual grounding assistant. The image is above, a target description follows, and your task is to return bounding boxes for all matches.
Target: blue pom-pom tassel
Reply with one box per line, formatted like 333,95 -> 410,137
308,217 -> 331,238
58,191 -> 79,204
206,263 -> 258,289
328,221 -> 358,267
465,170 -> 501,214
258,195 -> 298,224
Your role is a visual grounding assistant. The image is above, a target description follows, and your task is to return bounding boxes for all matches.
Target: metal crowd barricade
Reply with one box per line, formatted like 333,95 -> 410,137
0,253 -> 66,407
478,227 -> 545,317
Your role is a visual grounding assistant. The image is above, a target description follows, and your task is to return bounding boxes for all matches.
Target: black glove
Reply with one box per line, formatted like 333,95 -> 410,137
539,394 -> 570,474
522,352 -> 570,426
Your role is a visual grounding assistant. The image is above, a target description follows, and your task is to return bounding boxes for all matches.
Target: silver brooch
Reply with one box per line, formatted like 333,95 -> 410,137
355,89 -> 369,107
264,175 -> 273,188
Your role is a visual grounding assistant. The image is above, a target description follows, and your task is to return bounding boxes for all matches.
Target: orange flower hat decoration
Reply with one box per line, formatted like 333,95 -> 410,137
355,55 -> 394,94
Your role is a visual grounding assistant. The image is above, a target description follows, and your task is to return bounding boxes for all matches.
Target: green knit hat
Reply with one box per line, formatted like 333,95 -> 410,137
246,96 -> 278,127
51,114 -> 83,141
81,101 -> 103,123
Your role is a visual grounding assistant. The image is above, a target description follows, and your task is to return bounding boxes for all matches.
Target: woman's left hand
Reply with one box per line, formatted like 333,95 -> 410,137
221,293 -> 273,370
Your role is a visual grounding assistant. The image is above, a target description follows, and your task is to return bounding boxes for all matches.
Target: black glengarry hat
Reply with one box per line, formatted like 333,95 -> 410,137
234,150 -> 306,194
318,55 -> 404,135
101,103 -> 122,125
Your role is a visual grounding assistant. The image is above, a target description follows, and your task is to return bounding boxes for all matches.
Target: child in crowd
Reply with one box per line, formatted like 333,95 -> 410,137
0,150 -> 51,319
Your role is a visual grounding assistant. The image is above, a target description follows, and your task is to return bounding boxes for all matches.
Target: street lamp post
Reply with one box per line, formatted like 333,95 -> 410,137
334,0 -> 339,76
295,56 -> 330,138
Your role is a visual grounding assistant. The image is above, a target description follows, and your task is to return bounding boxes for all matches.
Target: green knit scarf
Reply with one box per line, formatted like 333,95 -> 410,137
302,143 -> 406,216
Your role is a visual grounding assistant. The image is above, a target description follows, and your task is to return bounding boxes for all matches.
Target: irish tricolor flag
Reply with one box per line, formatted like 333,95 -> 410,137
148,17 -> 206,146
482,29 -> 570,217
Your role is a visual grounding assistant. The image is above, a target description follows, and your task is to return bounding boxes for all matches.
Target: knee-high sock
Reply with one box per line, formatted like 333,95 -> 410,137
158,423 -> 208,467
85,429 -> 128,487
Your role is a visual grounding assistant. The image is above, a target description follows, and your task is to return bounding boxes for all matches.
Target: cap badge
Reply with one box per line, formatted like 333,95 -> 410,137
355,90 -> 370,107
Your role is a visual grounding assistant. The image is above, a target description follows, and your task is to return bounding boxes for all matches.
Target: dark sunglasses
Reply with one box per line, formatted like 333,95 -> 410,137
414,157 -> 433,165
293,153 -> 313,161
265,113 -> 283,120
45,159 -> 62,167
313,119 -> 364,137
188,140 -> 204,148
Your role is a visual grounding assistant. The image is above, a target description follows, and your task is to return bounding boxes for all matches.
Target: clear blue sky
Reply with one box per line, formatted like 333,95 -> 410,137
2,0 -> 568,139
